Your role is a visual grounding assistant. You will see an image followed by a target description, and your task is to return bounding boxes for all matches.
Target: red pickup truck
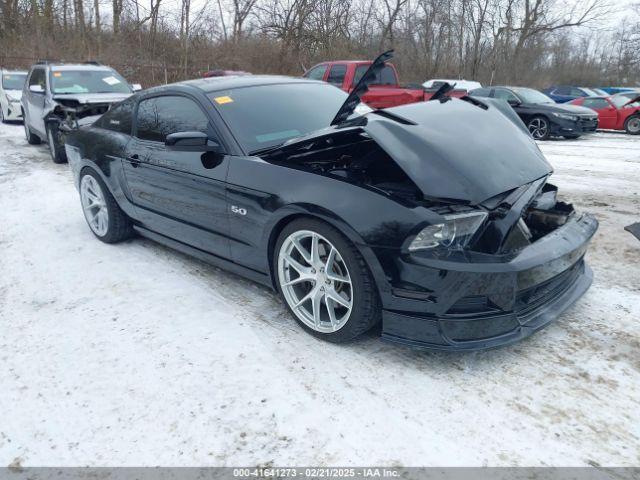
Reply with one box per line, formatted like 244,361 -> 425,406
303,60 -> 466,109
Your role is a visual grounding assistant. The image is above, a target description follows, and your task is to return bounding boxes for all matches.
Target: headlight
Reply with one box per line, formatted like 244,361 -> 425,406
552,112 -> 578,121
409,211 -> 488,251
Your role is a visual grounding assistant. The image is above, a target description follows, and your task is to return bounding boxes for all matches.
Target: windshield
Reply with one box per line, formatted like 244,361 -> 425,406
51,70 -> 132,94
2,73 -> 27,90
209,83 -> 351,153
511,87 -> 555,104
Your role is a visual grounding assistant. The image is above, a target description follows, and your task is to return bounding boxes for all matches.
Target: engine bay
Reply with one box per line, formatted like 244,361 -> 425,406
264,130 -> 426,205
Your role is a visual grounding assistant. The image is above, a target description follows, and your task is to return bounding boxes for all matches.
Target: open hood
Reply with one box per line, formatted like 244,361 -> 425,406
361,98 -> 552,205
624,94 -> 640,107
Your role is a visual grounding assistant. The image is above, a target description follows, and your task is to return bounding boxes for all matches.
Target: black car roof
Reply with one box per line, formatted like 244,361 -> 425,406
145,75 -> 325,95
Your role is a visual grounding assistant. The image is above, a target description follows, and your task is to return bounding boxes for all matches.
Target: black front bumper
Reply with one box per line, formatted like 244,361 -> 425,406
549,115 -> 598,136
380,214 -> 598,351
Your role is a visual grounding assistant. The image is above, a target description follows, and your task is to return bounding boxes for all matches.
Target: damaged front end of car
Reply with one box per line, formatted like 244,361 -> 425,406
46,97 -> 114,133
261,81 -> 597,350
44,93 -> 132,161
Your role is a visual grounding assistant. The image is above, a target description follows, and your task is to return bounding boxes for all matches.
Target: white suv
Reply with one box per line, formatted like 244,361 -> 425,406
21,61 -> 140,163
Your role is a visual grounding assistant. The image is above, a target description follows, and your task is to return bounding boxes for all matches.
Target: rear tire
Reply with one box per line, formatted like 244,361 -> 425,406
274,218 -> 381,343
624,115 -> 640,135
47,124 -> 67,163
23,112 -> 41,145
527,116 -> 550,140
79,168 -> 132,244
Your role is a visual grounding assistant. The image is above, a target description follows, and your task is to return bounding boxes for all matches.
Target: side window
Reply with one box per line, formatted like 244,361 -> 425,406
96,98 -> 135,134
136,95 -> 210,143
327,65 -> 347,86
583,98 -> 609,109
493,89 -> 519,102
28,68 -> 46,90
305,65 -> 327,81
352,65 -> 396,86
470,87 -> 490,97
571,87 -> 586,97
555,86 -> 570,95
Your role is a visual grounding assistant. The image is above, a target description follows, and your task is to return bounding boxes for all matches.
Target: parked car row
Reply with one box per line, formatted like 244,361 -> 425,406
1,51 -> 600,351
301,58 -> 639,140
468,86 -> 599,140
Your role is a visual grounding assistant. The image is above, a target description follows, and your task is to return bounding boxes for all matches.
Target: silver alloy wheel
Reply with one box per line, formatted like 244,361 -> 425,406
628,117 -> 640,134
48,128 -> 56,158
80,175 -> 109,237
528,118 -> 548,139
278,230 -> 353,333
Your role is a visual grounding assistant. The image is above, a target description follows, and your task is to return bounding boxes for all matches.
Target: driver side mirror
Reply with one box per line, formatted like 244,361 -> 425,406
131,83 -> 143,92
165,131 -> 223,153
29,84 -> 45,94
507,98 -> 521,107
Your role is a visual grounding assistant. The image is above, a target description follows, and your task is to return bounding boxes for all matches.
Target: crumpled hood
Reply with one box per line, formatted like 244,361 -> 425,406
362,98 -> 552,205
52,92 -> 132,105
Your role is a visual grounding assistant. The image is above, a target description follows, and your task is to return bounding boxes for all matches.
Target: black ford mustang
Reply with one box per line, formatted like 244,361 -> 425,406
65,55 -> 598,351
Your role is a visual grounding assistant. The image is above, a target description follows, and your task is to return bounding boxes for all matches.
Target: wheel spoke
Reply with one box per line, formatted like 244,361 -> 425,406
291,237 -> 312,265
282,276 -> 312,287
284,254 -> 312,276
311,290 -> 323,327
310,233 -> 320,266
326,288 -> 351,309
293,289 -> 315,309
325,296 -> 337,326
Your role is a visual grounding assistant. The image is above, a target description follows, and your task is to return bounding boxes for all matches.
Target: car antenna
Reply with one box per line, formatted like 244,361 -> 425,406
330,49 -> 394,126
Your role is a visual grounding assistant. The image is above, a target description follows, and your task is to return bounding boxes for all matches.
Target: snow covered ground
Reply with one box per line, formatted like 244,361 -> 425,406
0,122 -> 639,467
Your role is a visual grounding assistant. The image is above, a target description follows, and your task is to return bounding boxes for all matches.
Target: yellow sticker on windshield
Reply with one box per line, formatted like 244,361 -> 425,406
214,96 -> 233,105
53,72 -> 62,77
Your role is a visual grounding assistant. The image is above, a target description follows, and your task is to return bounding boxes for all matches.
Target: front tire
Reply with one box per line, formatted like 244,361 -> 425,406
528,116 -> 550,140
47,124 -> 67,163
79,169 -> 132,244
624,115 -> 640,135
23,112 -> 41,144
274,218 -> 380,343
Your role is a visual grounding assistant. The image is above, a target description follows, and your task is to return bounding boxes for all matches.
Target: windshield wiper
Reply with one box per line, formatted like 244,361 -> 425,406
248,143 -> 285,156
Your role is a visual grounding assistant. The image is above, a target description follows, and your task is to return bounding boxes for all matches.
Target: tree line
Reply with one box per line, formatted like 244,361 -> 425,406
1,0 -> 638,88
